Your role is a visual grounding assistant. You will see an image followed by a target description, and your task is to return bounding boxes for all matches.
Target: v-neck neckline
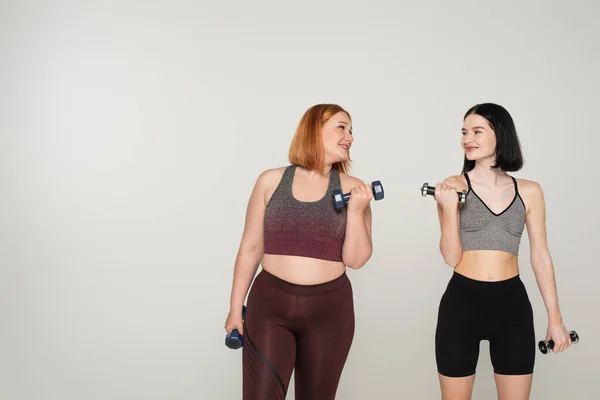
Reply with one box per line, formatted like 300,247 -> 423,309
465,173 -> 518,216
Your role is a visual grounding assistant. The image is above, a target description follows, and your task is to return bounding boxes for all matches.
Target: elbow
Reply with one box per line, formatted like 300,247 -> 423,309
443,255 -> 461,268
239,237 -> 263,254
440,245 -> 462,267
343,246 -> 373,270
237,241 -> 264,264
530,251 -> 552,272
345,259 -> 368,270
345,260 -> 367,270
530,246 -> 551,263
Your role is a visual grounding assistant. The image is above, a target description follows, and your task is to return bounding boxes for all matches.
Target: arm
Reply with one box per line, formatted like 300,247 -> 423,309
525,182 -> 562,323
342,203 -> 373,269
524,181 -> 571,350
436,178 -> 463,267
227,172 -> 268,320
341,178 -> 373,270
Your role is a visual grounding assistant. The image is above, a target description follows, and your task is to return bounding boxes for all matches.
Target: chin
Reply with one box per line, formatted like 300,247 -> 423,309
464,152 -> 480,161
328,152 -> 348,163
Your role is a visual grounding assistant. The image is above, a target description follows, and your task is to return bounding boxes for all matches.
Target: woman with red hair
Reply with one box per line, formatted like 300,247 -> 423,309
225,104 -> 375,400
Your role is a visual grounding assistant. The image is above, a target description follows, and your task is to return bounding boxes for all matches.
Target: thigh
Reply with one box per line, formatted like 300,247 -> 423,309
489,283 -> 535,376
435,326 -> 480,378
438,374 -> 476,400
294,283 -> 355,400
435,284 -> 480,378
243,318 -> 295,400
494,373 -> 533,400
242,274 -> 297,400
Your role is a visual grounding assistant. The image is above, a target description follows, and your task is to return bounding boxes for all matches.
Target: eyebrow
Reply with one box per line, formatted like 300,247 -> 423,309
462,126 -> 487,131
338,121 -> 353,133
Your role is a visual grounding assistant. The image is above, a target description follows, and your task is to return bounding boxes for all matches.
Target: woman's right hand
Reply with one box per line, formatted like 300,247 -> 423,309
225,309 -> 244,335
434,183 -> 459,210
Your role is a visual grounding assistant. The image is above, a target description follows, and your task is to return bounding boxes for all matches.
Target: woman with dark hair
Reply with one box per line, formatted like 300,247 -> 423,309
432,103 -> 572,399
224,104 -> 375,400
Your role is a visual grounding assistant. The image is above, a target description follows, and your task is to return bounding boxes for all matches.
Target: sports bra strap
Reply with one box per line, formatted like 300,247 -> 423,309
464,172 -> 472,189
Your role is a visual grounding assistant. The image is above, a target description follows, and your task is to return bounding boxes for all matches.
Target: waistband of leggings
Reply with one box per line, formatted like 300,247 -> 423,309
257,268 -> 350,296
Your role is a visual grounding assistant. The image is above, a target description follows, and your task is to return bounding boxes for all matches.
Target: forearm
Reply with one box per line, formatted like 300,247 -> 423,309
229,246 -> 262,311
531,249 -> 562,323
342,208 -> 373,269
439,206 -> 462,266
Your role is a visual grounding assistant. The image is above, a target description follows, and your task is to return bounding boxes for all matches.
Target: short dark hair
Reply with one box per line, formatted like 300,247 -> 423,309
462,103 -> 524,174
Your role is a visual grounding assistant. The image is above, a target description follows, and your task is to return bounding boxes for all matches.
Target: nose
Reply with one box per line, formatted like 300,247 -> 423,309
464,129 -> 478,138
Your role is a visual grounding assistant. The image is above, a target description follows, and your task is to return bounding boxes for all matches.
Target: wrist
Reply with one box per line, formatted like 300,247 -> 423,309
230,298 -> 245,313
548,311 -> 563,325
442,204 -> 458,214
347,203 -> 367,214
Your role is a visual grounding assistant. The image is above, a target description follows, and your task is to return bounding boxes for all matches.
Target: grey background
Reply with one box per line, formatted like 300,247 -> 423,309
1,0 -> 598,399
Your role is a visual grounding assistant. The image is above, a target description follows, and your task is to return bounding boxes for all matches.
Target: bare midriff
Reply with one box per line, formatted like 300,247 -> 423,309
261,254 -> 346,285
454,250 -> 520,281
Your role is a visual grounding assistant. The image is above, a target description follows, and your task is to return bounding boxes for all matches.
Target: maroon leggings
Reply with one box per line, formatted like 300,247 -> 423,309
242,269 -> 355,400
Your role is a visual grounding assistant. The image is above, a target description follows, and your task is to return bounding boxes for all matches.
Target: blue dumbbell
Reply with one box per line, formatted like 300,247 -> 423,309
332,180 -> 384,210
225,305 -> 246,350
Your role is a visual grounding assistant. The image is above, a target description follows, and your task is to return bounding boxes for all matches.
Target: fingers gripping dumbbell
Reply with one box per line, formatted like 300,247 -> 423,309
332,180 -> 384,211
420,182 -> 467,203
538,330 -> 579,354
225,305 -> 246,350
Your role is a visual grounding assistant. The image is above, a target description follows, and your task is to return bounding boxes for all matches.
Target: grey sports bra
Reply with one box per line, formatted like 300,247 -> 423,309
460,173 -> 526,256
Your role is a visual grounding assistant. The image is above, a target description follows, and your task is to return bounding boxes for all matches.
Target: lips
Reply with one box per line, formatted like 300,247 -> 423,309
339,144 -> 349,150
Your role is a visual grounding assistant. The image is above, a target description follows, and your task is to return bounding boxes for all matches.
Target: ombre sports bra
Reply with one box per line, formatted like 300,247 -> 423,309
263,165 -> 346,262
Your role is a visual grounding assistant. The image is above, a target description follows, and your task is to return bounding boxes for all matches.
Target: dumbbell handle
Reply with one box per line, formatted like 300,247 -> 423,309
421,183 -> 466,203
538,330 -> 579,354
333,180 -> 384,211
340,182 -> 383,201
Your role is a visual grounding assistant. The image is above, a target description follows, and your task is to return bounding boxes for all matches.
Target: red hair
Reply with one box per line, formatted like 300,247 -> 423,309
288,104 -> 352,174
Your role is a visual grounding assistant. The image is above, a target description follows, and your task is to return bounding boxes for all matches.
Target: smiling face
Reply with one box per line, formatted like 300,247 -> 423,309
321,111 -> 353,165
461,113 -> 497,163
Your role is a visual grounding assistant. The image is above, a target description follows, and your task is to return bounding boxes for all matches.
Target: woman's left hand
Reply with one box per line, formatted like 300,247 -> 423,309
347,183 -> 374,212
546,322 -> 571,353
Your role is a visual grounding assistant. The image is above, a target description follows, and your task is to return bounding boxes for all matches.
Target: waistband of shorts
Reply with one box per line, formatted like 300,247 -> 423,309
450,271 -> 523,290
257,268 -> 350,296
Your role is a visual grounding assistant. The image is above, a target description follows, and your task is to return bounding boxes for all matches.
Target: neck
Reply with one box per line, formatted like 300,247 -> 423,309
469,158 -> 507,186
317,165 -> 333,177
299,164 -> 333,178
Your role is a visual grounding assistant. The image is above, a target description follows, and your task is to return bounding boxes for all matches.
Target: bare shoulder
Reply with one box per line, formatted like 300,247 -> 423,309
515,177 -> 544,196
441,174 -> 468,192
339,172 -> 365,193
254,166 -> 288,205
514,177 -> 545,211
256,166 -> 287,187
